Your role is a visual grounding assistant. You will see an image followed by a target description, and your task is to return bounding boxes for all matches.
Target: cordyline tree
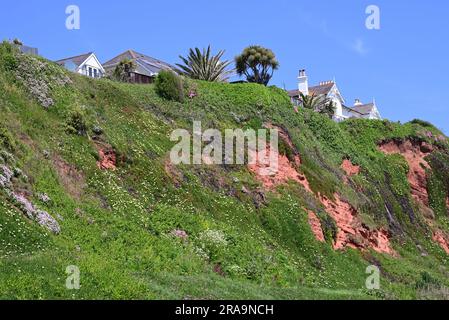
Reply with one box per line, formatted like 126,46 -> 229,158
299,92 -> 336,119
235,45 -> 279,86
176,45 -> 233,82
112,59 -> 136,82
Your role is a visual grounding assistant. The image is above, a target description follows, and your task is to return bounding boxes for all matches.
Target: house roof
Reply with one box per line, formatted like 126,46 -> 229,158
353,103 -> 376,115
288,81 -> 335,98
102,50 -> 175,77
309,82 -> 335,96
55,52 -> 93,67
343,105 -> 365,116
287,89 -> 300,97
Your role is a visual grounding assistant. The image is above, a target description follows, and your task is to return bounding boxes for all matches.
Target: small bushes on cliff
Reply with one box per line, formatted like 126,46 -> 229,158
0,42 -> 72,109
427,152 -> 449,218
0,124 -> 16,151
410,119 -> 434,129
65,108 -> 88,136
0,41 -> 18,72
155,70 -> 184,102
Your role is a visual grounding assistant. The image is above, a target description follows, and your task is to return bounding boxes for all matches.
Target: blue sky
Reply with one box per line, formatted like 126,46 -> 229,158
1,0 -> 448,132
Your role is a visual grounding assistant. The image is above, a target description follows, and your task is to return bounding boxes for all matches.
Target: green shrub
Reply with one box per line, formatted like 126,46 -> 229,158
415,271 -> 441,290
0,125 -> 15,151
66,108 -> 88,136
155,70 -> 184,102
111,59 -> 136,83
410,119 -> 434,128
0,41 -> 18,71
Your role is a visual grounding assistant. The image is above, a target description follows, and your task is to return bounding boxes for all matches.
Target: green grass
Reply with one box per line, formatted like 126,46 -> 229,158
1,42 -> 449,300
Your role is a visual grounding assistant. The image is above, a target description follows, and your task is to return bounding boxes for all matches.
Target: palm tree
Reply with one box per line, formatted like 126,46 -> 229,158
176,46 -> 233,82
299,92 -> 336,119
112,59 -> 136,82
318,99 -> 336,119
299,92 -> 320,110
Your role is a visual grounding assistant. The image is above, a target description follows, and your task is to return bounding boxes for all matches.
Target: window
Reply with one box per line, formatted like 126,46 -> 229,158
88,67 -> 93,77
94,69 -> 98,78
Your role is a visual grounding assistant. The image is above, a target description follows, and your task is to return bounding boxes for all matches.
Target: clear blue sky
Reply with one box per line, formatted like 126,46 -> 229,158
1,0 -> 448,132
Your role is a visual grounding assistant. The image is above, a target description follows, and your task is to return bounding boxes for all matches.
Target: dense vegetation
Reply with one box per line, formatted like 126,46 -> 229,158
1,42 -> 449,300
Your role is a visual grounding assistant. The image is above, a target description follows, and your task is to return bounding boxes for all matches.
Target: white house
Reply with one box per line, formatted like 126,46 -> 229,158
55,52 -> 105,79
288,70 -> 382,121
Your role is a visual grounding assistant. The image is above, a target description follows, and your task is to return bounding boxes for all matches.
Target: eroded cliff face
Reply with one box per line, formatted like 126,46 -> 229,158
307,210 -> 326,243
319,194 -> 395,255
379,140 -> 433,206
433,230 -> 449,254
249,126 -> 395,255
341,159 -> 360,177
247,124 -> 311,192
378,139 -> 449,254
247,147 -> 310,191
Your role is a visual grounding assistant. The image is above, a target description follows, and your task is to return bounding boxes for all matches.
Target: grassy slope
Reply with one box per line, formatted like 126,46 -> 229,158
1,43 -> 449,300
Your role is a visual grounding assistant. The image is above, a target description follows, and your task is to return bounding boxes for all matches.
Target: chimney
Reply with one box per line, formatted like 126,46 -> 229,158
298,69 -> 309,96
354,99 -> 362,106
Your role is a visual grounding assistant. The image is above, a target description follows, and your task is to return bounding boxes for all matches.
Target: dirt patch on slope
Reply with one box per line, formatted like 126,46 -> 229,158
379,139 -> 433,206
433,230 -> 449,254
164,158 -> 184,188
248,125 -> 311,192
97,148 -> 117,170
248,147 -> 311,192
52,155 -> 86,199
341,159 -> 360,176
95,142 -> 117,171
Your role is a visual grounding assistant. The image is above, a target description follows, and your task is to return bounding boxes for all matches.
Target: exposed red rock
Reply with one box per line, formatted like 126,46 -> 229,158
97,148 -> 117,170
307,210 -> 325,242
378,140 -> 449,255
248,125 -> 309,191
433,230 -> 449,254
265,124 -> 298,157
379,140 -> 433,206
248,147 -> 311,192
320,194 -> 396,255
249,144 -> 395,254
341,159 -> 360,176
370,229 -> 396,255
248,125 -> 396,255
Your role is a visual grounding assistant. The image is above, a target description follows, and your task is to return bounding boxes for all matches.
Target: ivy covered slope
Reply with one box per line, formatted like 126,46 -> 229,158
1,42 -> 449,300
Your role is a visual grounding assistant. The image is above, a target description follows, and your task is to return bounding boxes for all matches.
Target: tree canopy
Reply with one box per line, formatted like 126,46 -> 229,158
112,59 -> 136,83
235,46 -> 279,86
